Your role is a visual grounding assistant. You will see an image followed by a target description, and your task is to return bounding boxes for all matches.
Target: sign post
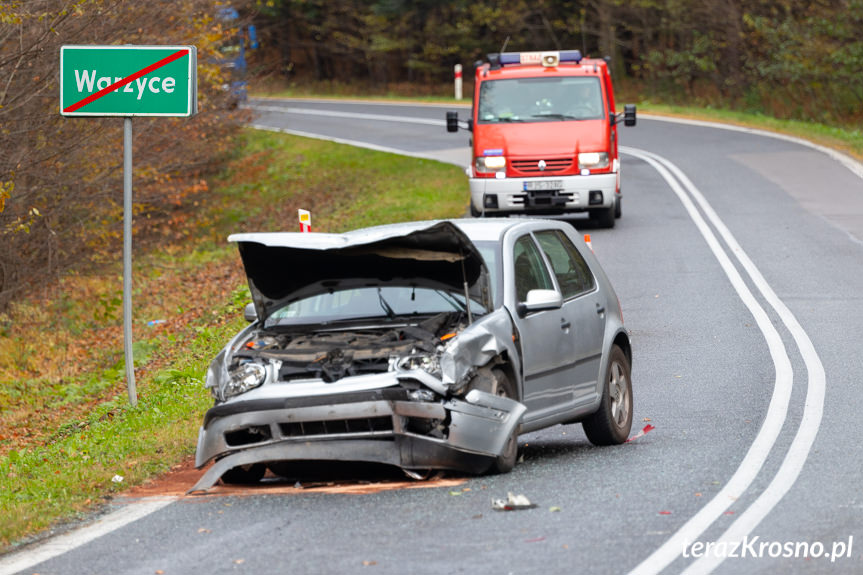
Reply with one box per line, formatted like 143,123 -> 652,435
61,45 -> 197,406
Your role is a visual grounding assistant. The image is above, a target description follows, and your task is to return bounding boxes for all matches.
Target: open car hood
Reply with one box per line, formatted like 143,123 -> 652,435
230,221 -> 491,322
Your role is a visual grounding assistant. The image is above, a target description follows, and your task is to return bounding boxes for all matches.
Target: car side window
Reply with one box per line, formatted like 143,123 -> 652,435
513,235 -> 554,302
535,230 -> 595,299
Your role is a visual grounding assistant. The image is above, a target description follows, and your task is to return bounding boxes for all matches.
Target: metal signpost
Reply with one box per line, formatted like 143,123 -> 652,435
61,45 -> 198,406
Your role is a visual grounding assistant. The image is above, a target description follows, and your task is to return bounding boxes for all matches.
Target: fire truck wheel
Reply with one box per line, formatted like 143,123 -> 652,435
590,204 -> 616,228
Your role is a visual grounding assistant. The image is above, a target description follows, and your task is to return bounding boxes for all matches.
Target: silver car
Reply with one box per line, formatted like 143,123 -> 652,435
191,218 -> 632,491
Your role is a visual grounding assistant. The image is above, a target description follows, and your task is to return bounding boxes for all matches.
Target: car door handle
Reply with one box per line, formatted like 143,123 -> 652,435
560,319 -> 571,330
596,304 -> 605,315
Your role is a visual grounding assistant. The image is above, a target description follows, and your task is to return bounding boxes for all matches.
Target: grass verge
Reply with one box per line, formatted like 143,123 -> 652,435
0,128 -> 468,551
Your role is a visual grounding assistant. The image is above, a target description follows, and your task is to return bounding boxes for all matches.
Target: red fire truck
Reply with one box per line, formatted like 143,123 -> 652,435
446,50 -> 636,228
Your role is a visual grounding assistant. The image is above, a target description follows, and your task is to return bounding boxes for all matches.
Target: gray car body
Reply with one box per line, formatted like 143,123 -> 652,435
191,218 -> 629,491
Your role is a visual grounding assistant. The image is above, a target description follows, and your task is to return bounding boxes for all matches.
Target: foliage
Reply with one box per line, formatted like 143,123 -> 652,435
249,0 -> 863,125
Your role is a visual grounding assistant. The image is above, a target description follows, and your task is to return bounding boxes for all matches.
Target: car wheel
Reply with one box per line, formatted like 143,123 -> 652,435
220,463 -> 266,485
488,368 -> 519,474
470,201 -> 482,218
590,204 -> 616,228
615,197 -> 622,219
583,345 -> 632,445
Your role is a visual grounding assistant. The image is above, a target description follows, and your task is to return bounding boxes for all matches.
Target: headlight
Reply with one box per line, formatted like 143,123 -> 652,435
396,353 -> 442,378
224,360 -> 267,399
578,152 -> 609,170
475,155 -> 506,173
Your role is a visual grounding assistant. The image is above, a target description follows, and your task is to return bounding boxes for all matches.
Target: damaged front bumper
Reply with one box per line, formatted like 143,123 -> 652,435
190,386 -> 526,493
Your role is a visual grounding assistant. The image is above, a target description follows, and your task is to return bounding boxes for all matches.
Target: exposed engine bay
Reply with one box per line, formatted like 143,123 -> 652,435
229,311 -> 469,385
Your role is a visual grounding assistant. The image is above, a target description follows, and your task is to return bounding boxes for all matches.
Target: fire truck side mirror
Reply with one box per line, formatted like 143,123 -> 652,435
446,111 -> 460,132
624,104 -> 637,127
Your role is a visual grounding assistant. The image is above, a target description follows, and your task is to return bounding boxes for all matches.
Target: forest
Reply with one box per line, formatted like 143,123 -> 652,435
253,0 -> 863,123
2,0 -> 862,308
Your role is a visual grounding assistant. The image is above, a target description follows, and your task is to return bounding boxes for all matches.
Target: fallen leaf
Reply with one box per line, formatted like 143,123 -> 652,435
549,506 -> 562,512
362,560 -> 377,566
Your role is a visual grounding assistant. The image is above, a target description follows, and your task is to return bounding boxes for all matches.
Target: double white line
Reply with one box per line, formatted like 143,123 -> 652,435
622,146 -> 826,575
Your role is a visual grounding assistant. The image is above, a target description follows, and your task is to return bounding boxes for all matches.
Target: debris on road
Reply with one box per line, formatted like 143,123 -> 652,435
626,423 -> 655,443
492,492 -> 538,511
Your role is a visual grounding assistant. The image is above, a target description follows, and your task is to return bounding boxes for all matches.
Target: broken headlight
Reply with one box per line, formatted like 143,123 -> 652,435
396,352 -> 442,379
224,360 -> 267,399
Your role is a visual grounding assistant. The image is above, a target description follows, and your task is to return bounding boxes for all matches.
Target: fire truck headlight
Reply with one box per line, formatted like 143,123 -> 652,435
476,155 -> 507,173
578,152 -> 609,170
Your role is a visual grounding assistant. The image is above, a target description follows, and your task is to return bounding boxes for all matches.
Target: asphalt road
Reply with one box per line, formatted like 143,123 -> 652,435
4,99 -> 863,575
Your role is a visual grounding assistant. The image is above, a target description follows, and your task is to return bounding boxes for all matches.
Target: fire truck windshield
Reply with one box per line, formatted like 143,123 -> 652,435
477,76 -> 604,123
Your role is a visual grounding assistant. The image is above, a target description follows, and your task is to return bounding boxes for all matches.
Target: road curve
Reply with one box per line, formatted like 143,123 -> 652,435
4,99 -> 862,575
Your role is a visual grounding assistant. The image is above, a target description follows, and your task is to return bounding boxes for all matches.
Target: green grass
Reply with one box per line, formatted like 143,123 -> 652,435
0,128 -> 469,551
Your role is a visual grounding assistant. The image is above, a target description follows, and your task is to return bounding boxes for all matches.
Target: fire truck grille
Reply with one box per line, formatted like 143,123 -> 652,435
512,158 -> 572,175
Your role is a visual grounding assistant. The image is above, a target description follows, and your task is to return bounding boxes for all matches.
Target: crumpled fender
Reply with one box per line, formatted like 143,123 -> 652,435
439,309 -> 520,393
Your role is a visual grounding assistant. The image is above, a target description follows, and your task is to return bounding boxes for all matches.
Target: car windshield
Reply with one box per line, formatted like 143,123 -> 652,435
477,76 -> 604,123
265,286 -> 488,327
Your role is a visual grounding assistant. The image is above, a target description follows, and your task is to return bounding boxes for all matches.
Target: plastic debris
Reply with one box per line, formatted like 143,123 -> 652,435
146,319 -> 166,327
549,506 -> 562,512
659,510 -> 671,515
626,423 -> 655,443
111,474 -> 124,483
492,492 -> 538,511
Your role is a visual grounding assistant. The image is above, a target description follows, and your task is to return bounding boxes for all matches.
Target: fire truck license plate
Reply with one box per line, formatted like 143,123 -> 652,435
524,180 -> 563,191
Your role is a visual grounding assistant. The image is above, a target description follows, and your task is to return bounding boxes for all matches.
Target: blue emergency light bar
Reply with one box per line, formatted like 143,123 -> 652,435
489,50 -> 583,69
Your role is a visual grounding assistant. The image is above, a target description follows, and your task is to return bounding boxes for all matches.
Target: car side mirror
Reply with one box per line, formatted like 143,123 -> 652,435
446,111 -> 460,132
516,289 -> 563,317
243,302 -> 257,323
624,104 -> 637,127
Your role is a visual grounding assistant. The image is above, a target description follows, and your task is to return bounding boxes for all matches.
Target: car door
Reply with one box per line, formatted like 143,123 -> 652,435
534,229 -> 606,406
510,234 -> 577,418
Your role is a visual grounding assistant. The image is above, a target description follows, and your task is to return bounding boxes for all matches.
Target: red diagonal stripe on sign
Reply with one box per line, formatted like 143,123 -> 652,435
63,48 -> 189,113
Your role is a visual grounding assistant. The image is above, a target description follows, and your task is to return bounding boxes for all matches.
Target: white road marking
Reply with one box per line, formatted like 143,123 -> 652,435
640,113 -> 863,180
623,147 -> 826,575
668,159 -> 828,575
0,497 -> 177,575
248,123 -> 468,168
248,104 -> 446,127
622,146 -> 793,574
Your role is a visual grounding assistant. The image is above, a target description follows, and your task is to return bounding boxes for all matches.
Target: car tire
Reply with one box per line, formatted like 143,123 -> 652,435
583,345 -> 632,445
488,368 -> 519,474
220,463 -> 266,485
470,201 -> 481,218
615,197 -> 622,219
590,204 -> 616,228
